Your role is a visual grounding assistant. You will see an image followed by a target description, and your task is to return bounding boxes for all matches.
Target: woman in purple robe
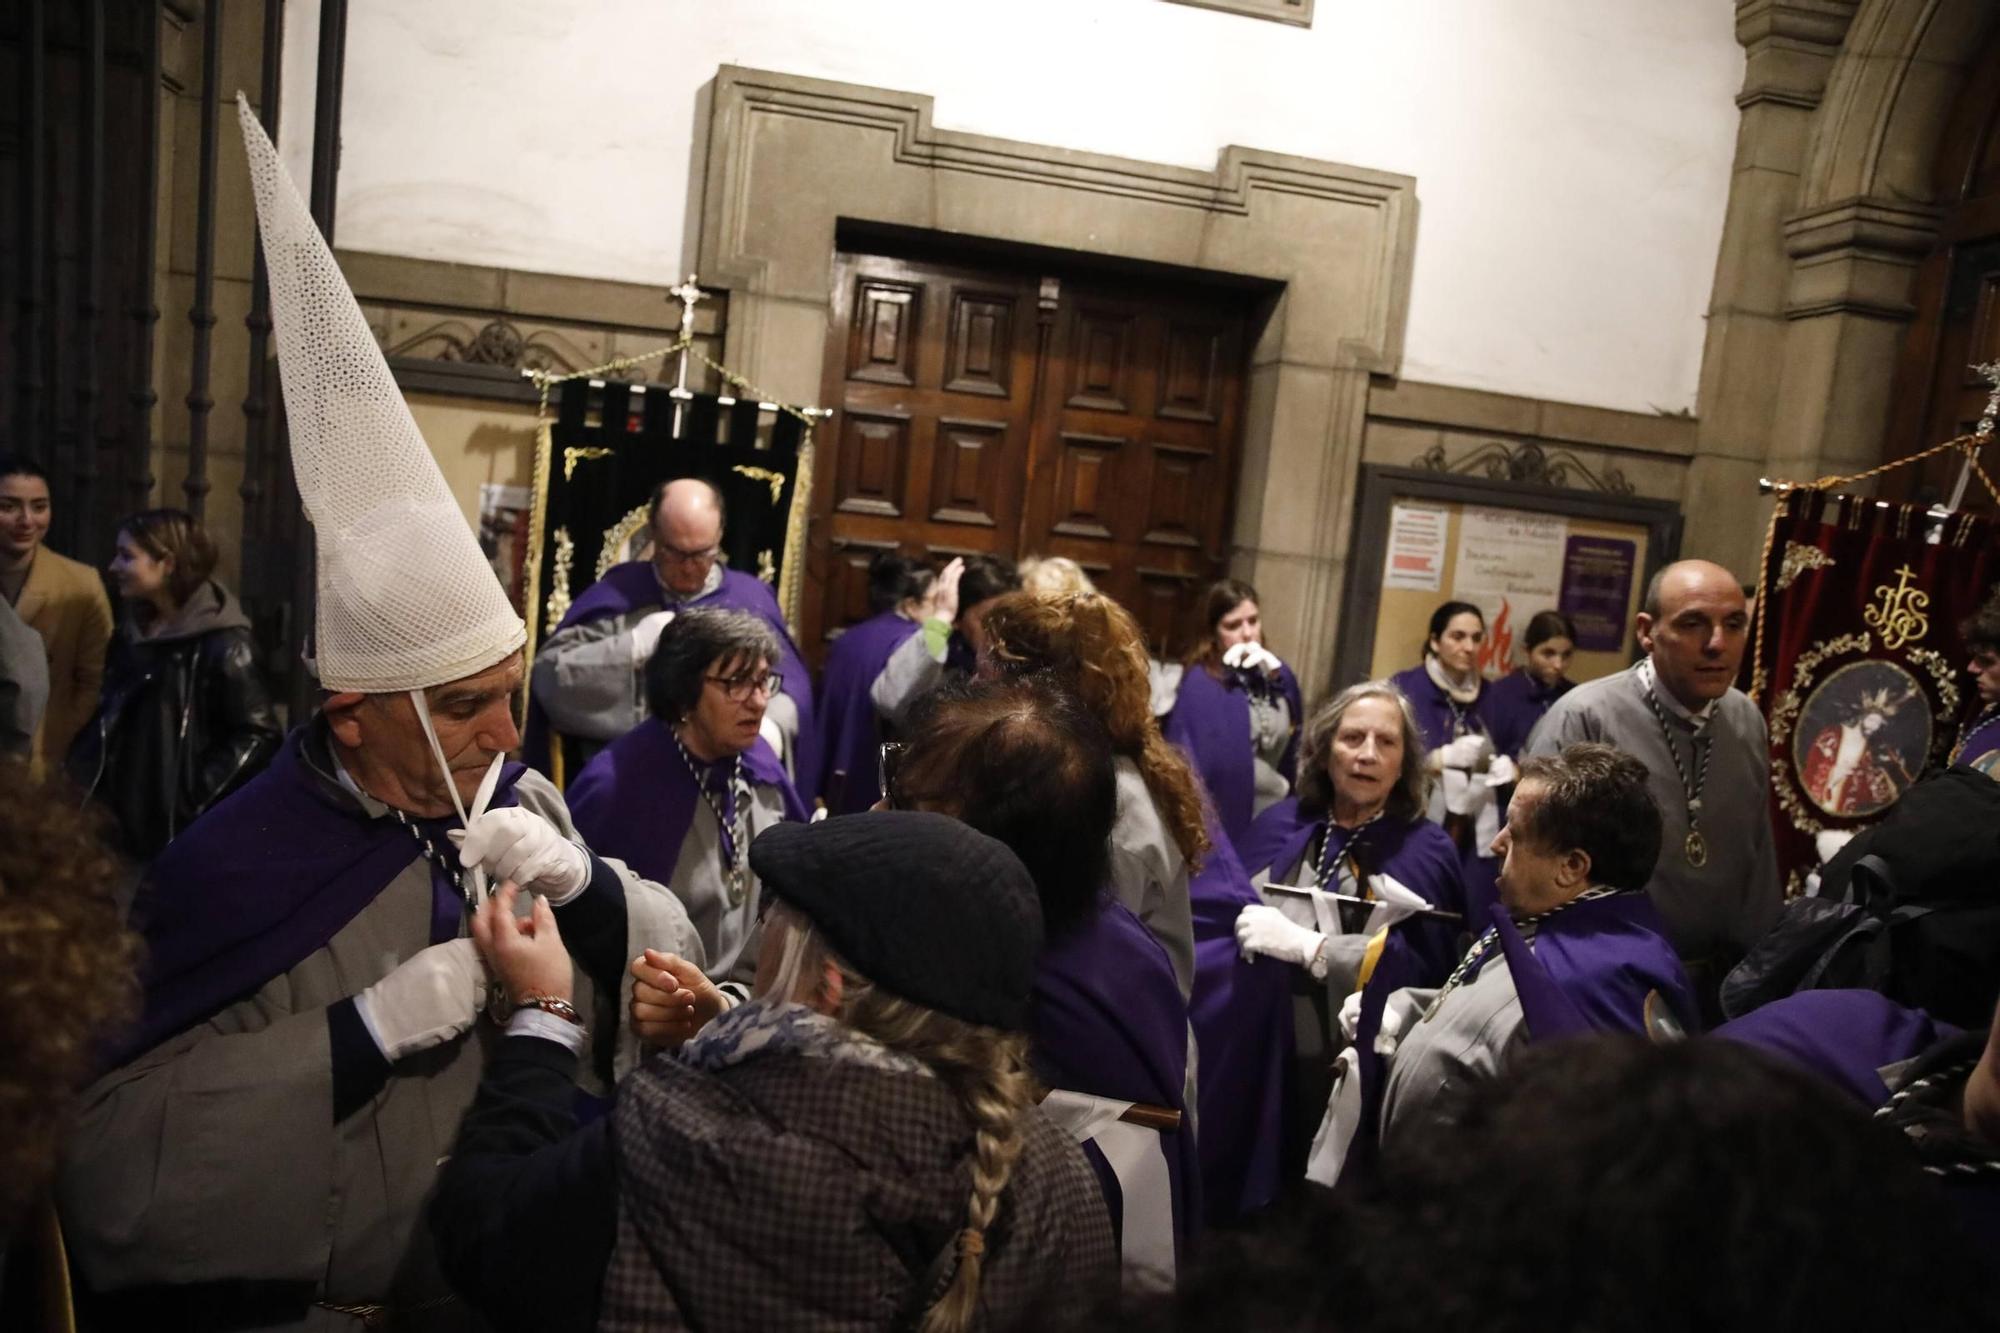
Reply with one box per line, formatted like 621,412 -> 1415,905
881,676 -> 1204,1261
810,552 -> 929,814
1389,600 -> 1504,926
1236,682 -> 1468,1009
568,610 -> 806,990
1162,579 -> 1303,852
1483,609 -> 1577,760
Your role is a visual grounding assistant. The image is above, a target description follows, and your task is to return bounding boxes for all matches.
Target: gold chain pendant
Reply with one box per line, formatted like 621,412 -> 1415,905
1684,827 -> 1709,868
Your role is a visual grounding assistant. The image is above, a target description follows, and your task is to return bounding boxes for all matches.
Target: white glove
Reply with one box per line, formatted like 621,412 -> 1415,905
1373,987 -> 1436,1058
451,807 -> 593,906
1337,988 -> 1366,1043
1814,829 -> 1857,865
1236,904 -> 1328,976
354,938 -> 489,1063
1436,733 -> 1492,770
629,609 -> 677,666
1484,753 -> 1520,787
1222,642 -> 1282,675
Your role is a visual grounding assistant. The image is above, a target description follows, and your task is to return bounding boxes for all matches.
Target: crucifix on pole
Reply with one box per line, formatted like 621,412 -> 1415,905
1944,361 -> 2000,513
667,274 -> 705,436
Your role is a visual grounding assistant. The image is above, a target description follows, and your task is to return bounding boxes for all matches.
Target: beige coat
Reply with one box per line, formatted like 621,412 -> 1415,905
13,545 -> 113,776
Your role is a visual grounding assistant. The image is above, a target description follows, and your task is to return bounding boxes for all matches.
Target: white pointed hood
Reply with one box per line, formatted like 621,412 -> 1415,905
238,94 -> 524,693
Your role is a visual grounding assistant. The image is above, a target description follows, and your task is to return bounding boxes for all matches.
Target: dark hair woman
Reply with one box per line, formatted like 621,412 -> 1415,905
566,607 -> 807,990
69,508 -> 279,858
1483,609 -> 1578,758
1387,599 -> 1505,923
1162,578 -> 1303,849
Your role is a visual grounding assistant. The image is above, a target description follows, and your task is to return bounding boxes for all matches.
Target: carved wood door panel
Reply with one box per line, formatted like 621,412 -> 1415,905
1019,279 -> 1249,655
807,247 -> 1253,663
807,253 -> 1044,653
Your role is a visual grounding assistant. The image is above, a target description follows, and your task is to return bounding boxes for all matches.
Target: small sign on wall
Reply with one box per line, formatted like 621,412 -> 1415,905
1559,536 -> 1637,652
1452,506 -> 1568,675
1383,502 -> 1448,591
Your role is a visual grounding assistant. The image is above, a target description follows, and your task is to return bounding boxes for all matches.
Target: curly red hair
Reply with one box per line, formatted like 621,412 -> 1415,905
982,591 -> 1209,866
0,761 -> 142,1231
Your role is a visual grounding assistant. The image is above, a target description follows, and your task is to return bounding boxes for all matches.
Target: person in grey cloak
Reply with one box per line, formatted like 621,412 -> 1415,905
1522,558 -> 1779,1019
869,551 -> 1021,726
55,99 -> 698,1333
527,476 -> 816,787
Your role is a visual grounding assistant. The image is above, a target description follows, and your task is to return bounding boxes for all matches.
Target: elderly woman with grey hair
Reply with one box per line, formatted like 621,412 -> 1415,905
1235,681 -> 1467,1011
567,608 -> 807,990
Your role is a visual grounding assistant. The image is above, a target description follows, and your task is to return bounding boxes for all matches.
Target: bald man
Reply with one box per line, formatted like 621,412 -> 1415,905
529,478 -> 817,793
1523,560 -> 1779,1018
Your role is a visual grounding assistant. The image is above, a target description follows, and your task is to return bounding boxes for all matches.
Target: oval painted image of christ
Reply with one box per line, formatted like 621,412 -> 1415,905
1794,659 -> 1930,819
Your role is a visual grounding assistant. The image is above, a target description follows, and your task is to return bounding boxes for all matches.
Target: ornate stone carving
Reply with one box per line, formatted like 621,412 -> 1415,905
1413,439 -> 1635,495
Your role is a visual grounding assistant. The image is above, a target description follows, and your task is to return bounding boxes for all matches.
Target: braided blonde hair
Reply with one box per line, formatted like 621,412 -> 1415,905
772,905 -> 1038,1333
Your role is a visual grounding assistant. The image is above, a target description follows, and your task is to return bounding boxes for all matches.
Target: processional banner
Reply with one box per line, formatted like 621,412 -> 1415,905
523,376 -> 814,662
1752,489 -> 1999,896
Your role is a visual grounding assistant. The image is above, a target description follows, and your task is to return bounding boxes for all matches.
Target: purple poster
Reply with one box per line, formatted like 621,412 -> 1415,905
1560,536 -> 1636,651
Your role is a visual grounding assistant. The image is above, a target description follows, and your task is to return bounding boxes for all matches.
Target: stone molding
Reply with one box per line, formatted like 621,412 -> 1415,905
1781,196 -> 1946,318
1157,0 -> 1314,28
690,65 -> 1419,693
1735,0 -> 1862,108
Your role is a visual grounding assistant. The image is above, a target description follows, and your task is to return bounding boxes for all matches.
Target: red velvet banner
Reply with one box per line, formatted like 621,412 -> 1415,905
1752,489 -> 2000,896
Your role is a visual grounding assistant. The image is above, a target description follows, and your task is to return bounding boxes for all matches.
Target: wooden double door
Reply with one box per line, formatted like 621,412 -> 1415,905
806,246 -> 1257,663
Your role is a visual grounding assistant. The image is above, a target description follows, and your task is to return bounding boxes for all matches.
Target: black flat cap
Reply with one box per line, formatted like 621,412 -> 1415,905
748,811 -> 1044,1030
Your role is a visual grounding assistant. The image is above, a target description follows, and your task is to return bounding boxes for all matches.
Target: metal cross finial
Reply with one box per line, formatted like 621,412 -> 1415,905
1976,361 -> 2000,441
669,275 -> 705,332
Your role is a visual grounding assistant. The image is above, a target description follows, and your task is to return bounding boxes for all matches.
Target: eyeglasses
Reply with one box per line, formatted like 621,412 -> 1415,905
706,670 -> 782,702
879,741 -> 908,808
657,539 -> 721,567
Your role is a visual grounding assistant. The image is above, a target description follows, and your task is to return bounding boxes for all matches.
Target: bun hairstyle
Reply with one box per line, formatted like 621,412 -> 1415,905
867,551 -> 932,615
981,590 -> 1209,867
1424,600 -> 1485,657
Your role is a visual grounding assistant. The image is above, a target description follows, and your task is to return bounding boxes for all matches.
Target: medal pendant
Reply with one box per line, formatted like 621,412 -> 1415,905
1684,828 -> 1708,868
724,867 -> 747,909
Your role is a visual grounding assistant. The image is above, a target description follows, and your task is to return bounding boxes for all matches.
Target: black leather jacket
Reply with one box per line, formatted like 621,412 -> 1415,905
70,581 -> 281,858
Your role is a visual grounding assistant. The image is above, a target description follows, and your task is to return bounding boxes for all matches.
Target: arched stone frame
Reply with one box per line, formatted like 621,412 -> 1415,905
1690,0 -> 2000,576
684,66 -> 1418,695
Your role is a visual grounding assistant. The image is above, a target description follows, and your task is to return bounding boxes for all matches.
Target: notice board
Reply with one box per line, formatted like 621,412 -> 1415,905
1335,465 -> 1684,694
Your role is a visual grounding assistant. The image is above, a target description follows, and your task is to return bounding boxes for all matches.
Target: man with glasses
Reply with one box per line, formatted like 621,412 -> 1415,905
530,477 -> 817,794
567,609 -> 808,991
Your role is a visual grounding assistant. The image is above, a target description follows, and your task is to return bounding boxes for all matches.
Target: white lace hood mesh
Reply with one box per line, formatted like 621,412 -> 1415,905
238,95 -> 524,693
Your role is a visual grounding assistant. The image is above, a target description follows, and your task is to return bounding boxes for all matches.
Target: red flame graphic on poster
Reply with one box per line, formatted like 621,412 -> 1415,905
1480,599 -> 1515,677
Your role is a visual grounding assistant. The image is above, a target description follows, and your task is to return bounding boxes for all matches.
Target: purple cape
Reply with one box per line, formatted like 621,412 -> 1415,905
1187,815 -> 1294,1224
116,725 -> 525,1065
1163,661 -> 1302,850
564,719 -> 806,888
1486,894 -> 1695,1040
526,561 -> 819,799
812,609 -> 918,815
1713,990 -> 1959,1105
1237,797 -> 1468,937
1482,669 -> 1573,759
1031,894 -> 1201,1256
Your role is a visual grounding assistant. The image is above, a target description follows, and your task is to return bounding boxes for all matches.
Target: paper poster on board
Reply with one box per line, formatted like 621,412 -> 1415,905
1452,506 -> 1568,675
1383,502 -> 1448,592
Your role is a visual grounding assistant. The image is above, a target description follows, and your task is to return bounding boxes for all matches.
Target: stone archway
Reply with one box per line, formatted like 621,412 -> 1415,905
1686,0 -> 2000,575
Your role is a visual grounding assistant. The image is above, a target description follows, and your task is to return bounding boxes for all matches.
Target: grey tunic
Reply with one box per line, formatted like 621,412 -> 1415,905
57,755 -> 701,1331
867,622 -> 947,726
1110,756 -> 1197,999
1522,663 -> 1780,965
531,565 -> 803,773
1258,838 -> 1374,1002
1249,691 -> 1295,820
666,778 -> 792,989
1380,962 -> 1522,1142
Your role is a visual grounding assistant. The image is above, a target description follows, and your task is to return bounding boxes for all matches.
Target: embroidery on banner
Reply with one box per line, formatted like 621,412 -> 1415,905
1863,564 -> 1930,651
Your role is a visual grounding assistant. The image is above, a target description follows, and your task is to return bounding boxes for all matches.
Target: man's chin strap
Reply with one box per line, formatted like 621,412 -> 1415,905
409,686 -> 505,900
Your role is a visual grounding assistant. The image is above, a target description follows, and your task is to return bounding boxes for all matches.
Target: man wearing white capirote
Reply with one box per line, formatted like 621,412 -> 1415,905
56,97 -> 699,1332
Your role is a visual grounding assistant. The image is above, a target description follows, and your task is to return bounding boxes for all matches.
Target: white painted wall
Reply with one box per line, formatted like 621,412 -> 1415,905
280,0 -> 1742,415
